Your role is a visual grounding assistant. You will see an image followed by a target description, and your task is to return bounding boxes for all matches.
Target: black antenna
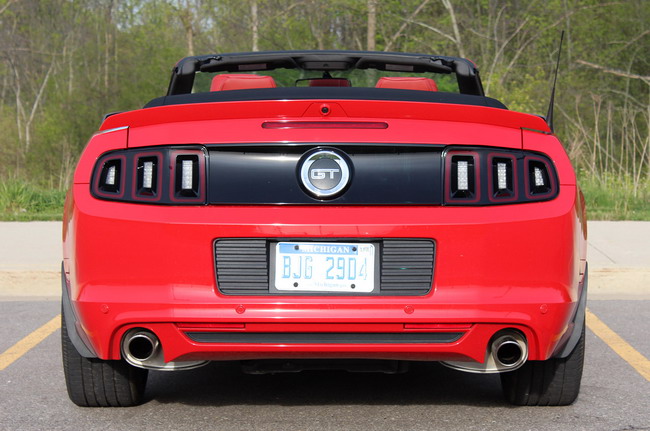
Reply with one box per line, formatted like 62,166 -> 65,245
546,31 -> 565,133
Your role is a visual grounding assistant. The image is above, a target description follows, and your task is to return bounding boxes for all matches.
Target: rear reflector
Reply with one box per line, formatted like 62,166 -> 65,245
176,323 -> 246,329
404,323 -> 472,330
262,121 -> 388,129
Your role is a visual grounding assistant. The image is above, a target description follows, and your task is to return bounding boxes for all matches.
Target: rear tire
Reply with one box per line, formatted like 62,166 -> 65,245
500,319 -> 585,406
61,309 -> 148,407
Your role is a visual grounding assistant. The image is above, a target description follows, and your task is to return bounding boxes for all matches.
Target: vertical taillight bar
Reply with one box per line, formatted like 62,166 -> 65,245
133,152 -> 163,201
91,147 -> 208,204
444,151 -> 480,203
443,148 -> 558,205
169,149 -> 206,203
525,156 -> 556,199
488,153 -> 517,202
93,155 -> 126,198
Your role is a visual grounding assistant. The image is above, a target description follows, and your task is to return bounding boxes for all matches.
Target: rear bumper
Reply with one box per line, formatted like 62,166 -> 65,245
73,305 -> 572,365
63,184 -> 585,364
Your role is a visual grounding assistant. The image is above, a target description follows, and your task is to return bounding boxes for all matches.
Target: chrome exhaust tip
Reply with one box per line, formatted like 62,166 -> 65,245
440,329 -> 528,374
124,331 -> 159,362
121,328 -> 208,371
491,330 -> 528,370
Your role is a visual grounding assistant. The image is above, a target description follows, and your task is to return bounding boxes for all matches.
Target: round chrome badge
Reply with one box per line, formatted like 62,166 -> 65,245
299,149 -> 351,198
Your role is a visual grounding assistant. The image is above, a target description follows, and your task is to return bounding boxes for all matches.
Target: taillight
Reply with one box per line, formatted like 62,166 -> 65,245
92,147 -> 207,204
443,147 -> 557,205
94,155 -> 126,198
133,152 -> 162,201
488,153 -> 517,202
525,156 -> 555,199
445,151 -> 480,203
170,150 -> 205,202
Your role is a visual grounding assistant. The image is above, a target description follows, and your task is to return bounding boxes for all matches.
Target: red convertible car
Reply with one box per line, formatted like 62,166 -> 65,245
61,50 -> 587,407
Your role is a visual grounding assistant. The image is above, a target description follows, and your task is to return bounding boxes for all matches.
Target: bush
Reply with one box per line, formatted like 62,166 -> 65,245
578,172 -> 650,221
0,175 -> 647,221
0,181 -> 66,221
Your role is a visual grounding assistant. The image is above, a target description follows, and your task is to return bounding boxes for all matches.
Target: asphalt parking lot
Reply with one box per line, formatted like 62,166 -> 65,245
0,221 -> 648,431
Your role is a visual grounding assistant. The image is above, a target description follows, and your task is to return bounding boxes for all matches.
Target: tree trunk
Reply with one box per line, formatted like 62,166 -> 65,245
178,4 -> 196,56
24,62 -> 54,153
367,0 -> 377,51
251,0 -> 259,51
441,0 -> 465,58
104,0 -> 114,92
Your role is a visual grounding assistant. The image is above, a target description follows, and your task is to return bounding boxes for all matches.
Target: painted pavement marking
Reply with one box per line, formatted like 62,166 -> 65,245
586,308 -> 650,382
0,314 -> 60,371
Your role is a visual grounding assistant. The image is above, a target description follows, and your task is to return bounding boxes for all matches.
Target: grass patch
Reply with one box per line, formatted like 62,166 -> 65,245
0,181 -> 66,221
0,175 -> 648,222
579,172 -> 650,221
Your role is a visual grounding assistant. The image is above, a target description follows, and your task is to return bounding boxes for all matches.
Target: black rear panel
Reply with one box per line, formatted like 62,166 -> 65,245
215,238 -> 435,296
208,144 -> 443,205
186,332 -> 460,344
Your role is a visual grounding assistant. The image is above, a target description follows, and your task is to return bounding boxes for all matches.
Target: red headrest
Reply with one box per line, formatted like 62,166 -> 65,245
375,77 -> 438,91
210,74 -> 277,91
308,78 -> 351,87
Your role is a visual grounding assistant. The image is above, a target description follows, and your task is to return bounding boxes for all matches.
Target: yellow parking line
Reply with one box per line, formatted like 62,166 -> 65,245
0,314 -> 61,371
586,308 -> 650,382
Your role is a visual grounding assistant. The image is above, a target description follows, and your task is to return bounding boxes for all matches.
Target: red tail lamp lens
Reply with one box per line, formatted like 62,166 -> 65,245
445,151 -> 480,203
91,147 -> 206,205
94,155 -> 126,198
443,148 -> 557,206
488,153 -> 517,202
133,152 -> 163,201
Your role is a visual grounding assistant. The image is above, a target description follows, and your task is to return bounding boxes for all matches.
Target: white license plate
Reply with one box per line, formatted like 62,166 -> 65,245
274,242 -> 375,292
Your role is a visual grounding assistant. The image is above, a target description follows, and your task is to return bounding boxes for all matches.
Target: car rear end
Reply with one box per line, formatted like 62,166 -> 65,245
63,99 -> 584,360
61,51 -> 587,407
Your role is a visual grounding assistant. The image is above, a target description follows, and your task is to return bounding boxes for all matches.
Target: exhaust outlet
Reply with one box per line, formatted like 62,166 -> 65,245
440,329 -> 528,374
491,330 -> 528,370
495,340 -> 523,366
120,328 -> 208,371
125,331 -> 159,362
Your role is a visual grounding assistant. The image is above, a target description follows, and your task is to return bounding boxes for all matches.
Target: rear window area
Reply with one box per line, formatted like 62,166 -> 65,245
192,70 -> 460,93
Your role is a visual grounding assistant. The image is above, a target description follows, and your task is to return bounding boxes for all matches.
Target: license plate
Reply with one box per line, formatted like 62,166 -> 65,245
274,242 -> 376,292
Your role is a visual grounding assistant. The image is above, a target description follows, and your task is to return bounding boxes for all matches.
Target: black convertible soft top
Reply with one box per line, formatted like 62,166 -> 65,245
145,87 -> 507,110
146,50 -> 507,110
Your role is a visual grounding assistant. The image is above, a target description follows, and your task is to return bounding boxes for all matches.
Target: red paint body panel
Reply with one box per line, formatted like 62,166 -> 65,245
64,98 -> 586,367
73,127 -> 128,185
100,100 -> 551,133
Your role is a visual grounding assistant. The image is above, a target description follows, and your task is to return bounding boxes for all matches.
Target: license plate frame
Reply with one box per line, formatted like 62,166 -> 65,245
270,241 -> 379,294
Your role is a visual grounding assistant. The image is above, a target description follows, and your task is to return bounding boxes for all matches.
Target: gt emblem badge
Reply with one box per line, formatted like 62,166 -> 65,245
299,149 -> 351,198
310,168 -> 340,180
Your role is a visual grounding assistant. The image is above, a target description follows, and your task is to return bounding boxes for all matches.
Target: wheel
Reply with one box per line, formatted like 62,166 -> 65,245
501,319 -> 585,406
61,309 -> 148,407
